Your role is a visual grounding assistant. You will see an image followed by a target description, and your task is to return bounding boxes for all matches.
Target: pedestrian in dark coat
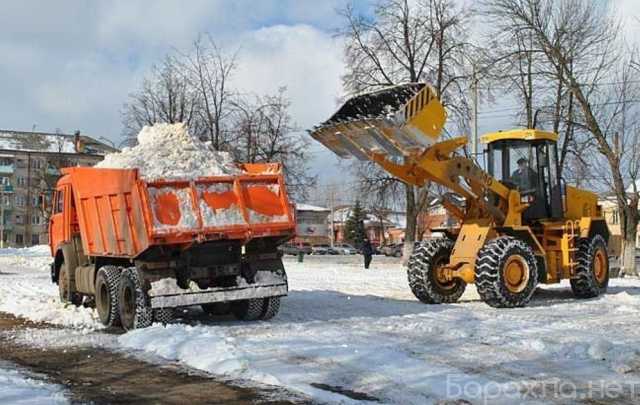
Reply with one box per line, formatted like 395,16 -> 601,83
362,238 -> 374,269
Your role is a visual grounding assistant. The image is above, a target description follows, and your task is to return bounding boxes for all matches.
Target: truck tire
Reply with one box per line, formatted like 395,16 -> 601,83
260,297 -> 280,320
118,267 -> 152,330
201,302 -> 231,316
95,266 -> 121,327
59,262 -> 82,306
571,234 -> 609,298
475,236 -> 538,308
407,239 -> 466,304
231,299 -> 265,321
153,308 -> 174,325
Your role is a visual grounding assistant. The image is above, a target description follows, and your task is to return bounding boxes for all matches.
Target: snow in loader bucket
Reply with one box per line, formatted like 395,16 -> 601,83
309,82 -> 446,161
147,271 -> 288,308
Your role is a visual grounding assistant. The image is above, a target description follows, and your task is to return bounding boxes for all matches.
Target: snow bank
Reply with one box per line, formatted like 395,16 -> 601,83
0,362 -> 68,404
96,123 -> 241,180
0,247 -> 103,331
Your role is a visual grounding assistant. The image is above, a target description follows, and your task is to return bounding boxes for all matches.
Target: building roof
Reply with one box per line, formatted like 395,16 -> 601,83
0,129 -> 117,156
295,203 -> 330,212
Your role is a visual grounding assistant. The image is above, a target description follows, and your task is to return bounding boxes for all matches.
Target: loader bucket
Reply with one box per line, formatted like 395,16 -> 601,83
309,83 -> 446,161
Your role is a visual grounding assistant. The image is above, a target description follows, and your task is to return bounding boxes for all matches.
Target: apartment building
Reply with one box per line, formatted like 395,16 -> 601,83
0,129 -> 116,247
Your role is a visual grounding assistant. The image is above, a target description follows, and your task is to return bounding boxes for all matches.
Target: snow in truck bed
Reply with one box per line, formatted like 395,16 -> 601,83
95,123 -> 241,181
2,248 -> 640,403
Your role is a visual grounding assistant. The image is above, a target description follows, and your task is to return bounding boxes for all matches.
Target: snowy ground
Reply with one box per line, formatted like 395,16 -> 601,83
1,247 -> 640,403
0,361 -> 68,404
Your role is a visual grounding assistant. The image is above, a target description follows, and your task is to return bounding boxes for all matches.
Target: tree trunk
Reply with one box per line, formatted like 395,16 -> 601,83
403,183 -> 417,263
620,199 -> 639,277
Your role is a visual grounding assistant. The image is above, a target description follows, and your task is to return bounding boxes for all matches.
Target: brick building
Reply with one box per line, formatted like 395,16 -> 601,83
0,129 -> 116,247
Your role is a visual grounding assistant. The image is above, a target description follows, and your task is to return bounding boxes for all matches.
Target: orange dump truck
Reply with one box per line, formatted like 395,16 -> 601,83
48,163 -> 295,330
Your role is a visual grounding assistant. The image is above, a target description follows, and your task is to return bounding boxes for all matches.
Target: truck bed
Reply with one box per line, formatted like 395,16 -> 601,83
60,164 -> 295,258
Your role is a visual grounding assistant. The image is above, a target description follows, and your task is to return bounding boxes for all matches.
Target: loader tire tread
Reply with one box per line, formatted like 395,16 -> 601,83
571,234 -> 609,298
407,238 -> 465,304
475,236 -> 538,308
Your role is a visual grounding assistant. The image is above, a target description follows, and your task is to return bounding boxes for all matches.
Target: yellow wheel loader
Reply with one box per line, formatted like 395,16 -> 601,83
310,83 -> 609,308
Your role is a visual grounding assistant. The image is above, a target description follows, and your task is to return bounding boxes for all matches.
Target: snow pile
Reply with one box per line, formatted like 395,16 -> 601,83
0,363 -> 68,404
0,246 -> 103,331
96,123 -> 241,180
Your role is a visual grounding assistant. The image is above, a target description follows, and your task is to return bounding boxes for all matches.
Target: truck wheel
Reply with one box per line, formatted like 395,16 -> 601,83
475,236 -> 539,308
231,299 -> 265,321
118,267 -> 152,330
95,266 -> 121,327
153,308 -> 174,325
261,297 -> 280,320
407,239 -> 466,304
58,262 -> 83,306
201,302 -> 231,316
571,234 -> 609,298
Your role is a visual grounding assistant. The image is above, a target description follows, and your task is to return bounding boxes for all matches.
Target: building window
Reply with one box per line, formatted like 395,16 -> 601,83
15,234 -> 23,245
30,159 -> 42,169
31,196 -> 38,207
612,209 -> 619,225
15,195 -> 26,207
15,159 -> 26,168
31,215 -> 40,225
16,177 -> 26,187
31,234 -> 40,246
0,158 -> 12,166
15,214 -> 23,225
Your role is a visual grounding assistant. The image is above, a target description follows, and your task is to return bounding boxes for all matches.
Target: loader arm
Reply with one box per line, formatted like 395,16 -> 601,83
309,83 -> 526,227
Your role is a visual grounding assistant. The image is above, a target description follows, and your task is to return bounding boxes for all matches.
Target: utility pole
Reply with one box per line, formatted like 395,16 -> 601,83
470,65 -> 479,158
329,184 -> 335,248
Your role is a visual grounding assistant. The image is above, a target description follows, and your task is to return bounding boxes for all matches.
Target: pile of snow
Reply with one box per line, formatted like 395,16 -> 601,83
0,246 -> 103,331
0,362 -> 68,404
96,123 -> 241,180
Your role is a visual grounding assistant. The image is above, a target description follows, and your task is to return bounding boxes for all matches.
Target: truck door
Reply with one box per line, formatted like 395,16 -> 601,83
49,188 -> 65,251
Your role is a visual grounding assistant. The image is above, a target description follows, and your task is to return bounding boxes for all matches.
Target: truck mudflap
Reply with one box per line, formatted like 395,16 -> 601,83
147,271 -> 288,309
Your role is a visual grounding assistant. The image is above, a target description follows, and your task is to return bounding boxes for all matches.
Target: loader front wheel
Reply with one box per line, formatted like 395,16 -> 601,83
475,236 -> 538,308
407,238 -> 466,304
95,266 -> 121,327
571,234 -> 609,298
118,267 -> 153,331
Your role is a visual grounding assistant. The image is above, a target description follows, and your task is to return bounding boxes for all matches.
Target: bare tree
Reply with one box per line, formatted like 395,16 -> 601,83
231,88 -> 317,200
122,55 -> 200,145
340,0 -> 472,259
483,0 -> 640,275
179,35 -> 238,150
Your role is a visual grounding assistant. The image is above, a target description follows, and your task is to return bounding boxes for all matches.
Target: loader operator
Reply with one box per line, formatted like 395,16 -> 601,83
511,157 -> 537,193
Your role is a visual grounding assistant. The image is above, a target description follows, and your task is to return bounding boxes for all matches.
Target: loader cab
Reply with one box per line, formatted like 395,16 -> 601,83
483,129 -> 563,221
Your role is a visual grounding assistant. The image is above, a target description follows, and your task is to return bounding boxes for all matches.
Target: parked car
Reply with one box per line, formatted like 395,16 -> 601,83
312,244 -> 332,255
278,242 -> 312,256
382,243 -> 403,257
332,243 -> 357,255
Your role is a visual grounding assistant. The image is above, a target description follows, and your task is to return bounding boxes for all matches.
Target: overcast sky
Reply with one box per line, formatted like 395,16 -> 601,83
1,1 -> 638,191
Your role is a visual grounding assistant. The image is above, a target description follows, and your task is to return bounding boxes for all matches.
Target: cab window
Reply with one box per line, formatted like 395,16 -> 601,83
54,190 -> 64,213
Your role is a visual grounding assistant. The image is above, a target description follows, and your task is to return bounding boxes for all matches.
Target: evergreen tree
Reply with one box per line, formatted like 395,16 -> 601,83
344,200 -> 367,247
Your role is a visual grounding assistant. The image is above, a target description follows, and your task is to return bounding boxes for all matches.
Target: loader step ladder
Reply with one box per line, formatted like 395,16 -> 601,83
562,220 -> 580,274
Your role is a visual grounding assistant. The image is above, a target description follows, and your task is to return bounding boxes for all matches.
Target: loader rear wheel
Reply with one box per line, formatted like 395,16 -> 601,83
118,267 -> 153,331
407,238 -> 466,304
475,236 -> 538,308
95,266 -> 121,327
58,262 -> 82,306
571,234 -> 609,298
